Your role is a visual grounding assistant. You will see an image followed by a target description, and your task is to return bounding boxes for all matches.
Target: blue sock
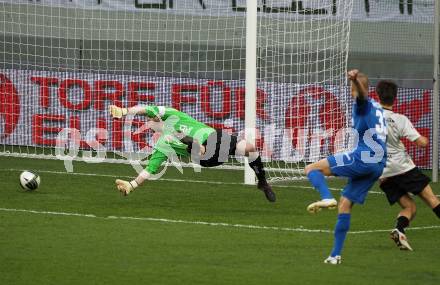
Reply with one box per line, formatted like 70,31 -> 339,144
307,170 -> 333,199
331,213 -> 351,257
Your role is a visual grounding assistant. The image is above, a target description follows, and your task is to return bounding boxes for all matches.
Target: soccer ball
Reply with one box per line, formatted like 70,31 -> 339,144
19,171 -> 41,191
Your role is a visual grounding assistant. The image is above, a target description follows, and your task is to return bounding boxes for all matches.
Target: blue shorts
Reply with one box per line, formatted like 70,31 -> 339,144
327,151 -> 384,204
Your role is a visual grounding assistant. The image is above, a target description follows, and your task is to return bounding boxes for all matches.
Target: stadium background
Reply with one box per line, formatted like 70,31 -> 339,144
1,1 -> 440,284
0,0 -> 436,169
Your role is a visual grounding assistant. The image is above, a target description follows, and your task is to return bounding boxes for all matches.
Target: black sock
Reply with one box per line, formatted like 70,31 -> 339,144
248,156 -> 266,184
433,204 -> 440,219
396,216 -> 410,233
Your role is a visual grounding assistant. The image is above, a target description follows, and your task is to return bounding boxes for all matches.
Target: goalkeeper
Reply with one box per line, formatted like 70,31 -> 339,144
108,105 -> 276,202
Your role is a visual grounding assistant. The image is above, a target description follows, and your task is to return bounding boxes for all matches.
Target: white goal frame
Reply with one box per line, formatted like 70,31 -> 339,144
0,1 -> 355,183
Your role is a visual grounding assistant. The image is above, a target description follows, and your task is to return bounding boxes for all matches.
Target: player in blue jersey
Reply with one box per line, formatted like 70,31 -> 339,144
304,69 -> 387,265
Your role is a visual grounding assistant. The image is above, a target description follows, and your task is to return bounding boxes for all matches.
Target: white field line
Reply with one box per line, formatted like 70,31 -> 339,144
0,207 -> 439,234
0,168 -> 387,195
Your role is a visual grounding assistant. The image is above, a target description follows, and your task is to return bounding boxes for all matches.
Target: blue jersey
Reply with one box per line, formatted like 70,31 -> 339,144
327,97 -> 387,204
352,97 -> 387,164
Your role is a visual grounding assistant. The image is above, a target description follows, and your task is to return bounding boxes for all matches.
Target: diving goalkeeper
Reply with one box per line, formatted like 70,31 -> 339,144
108,105 -> 276,202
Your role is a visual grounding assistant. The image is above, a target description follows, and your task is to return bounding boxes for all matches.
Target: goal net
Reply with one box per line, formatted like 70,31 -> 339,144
0,0 -> 353,181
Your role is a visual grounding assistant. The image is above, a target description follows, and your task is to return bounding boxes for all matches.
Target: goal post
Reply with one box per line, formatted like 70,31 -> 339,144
0,0 -> 355,182
433,0 -> 440,182
244,0 -> 257,185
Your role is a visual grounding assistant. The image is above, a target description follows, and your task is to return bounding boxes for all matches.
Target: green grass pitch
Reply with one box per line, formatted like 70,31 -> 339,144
0,156 -> 439,285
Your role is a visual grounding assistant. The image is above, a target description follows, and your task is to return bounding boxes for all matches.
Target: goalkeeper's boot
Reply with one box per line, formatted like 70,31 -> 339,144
390,229 -> 413,251
324,255 -> 341,265
115,179 -> 134,196
257,181 -> 276,203
307,198 -> 337,213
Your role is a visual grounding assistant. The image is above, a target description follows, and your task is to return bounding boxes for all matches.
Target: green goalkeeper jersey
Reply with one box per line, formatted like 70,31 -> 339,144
146,135 -> 189,175
144,106 -> 216,174
145,106 -> 215,143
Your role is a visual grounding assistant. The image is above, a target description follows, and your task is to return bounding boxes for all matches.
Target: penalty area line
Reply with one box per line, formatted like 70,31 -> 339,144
0,207 -> 439,234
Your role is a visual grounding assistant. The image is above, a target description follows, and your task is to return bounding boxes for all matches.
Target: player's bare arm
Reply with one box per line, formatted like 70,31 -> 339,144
414,136 -> 428,147
347,69 -> 369,100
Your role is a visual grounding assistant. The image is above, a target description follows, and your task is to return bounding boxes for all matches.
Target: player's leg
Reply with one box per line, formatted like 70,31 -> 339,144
324,196 -> 353,265
304,159 -> 336,212
389,194 -> 415,251
418,185 -> 440,219
180,135 -> 205,157
305,153 -> 356,213
396,194 -> 416,231
194,130 -> 275,202
304,159 -> 333,176
325,166 -> 382,264
235,139 -> 276,202
380,174 -> 417,250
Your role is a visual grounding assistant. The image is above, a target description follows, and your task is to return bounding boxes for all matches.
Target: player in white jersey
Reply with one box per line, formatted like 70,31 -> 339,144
377,80 -> 440,251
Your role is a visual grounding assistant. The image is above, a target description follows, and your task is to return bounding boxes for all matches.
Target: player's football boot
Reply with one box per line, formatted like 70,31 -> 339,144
115,179 -> 134,196
390,229 -> 413,251
307,198 -> 337,213
324,255 -> 341,265
257,181 -> 276,202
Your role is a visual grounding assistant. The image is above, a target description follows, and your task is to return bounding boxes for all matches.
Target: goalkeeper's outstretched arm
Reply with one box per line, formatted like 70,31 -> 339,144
108,105 -> 148,118
115,150 -> 167,196
115,170 -> 151,196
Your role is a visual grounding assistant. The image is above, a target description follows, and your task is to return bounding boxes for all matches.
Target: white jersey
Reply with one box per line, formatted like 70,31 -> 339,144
381,109 -> 421,178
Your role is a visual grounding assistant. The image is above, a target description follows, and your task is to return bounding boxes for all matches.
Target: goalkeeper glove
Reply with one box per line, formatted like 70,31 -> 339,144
115,179 -> 138,196
109,105 -> 128,119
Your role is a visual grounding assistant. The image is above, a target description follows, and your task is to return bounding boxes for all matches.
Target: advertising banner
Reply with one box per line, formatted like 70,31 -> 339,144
0,69 -> 432,167
2,0 -> 435,23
